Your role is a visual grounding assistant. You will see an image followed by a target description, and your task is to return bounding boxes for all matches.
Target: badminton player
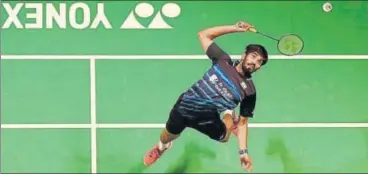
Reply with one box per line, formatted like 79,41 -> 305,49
143,21 -> 269,172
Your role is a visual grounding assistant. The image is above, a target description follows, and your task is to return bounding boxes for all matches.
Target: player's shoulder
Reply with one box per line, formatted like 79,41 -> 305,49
207,42 -> 233,64
216,57 -> 234,66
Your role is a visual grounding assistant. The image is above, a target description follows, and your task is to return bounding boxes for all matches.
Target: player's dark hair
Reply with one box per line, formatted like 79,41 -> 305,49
245,44 -> 268,65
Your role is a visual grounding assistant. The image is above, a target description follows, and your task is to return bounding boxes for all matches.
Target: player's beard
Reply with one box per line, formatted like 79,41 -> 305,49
241,61 -> 252,77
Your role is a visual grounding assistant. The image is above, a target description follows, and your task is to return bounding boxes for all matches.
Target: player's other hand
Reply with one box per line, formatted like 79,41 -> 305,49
240,153 -> 253,172
235,21 -> 254,31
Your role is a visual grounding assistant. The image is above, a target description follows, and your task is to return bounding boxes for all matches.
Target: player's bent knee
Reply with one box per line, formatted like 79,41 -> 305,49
219,133 -> 230,143
164,128 -> 180,137
165,120 -> 185,135
218,137 -> 229,143
210,131 -> 230,143
164,126 -> 181,137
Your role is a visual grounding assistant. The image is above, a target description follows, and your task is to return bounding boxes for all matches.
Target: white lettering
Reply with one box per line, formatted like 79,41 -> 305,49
46,3 -> 66,29
2,3 -> 23,28
25,3 -> 43,29
211,80 -> 233,100
2,2 -> 112,29
90,3 -> 111,29
69,3 -> 90,29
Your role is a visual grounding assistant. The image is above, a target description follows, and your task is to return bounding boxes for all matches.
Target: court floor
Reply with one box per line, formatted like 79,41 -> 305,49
2,127 -> 368,173
1,56 -> 368,173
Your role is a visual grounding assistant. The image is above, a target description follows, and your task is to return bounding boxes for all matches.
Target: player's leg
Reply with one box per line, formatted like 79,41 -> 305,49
143,106 -> 186,166
190,112 -> 234,143
158,128 -> 178,150
157,109 -> 185,150
223,109 -> 240,136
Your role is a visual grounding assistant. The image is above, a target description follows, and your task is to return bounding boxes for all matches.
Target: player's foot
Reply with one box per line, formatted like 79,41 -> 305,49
143,141 -> 172,166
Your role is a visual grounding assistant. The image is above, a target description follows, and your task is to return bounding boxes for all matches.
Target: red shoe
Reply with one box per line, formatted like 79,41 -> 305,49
143,142 -> 172,166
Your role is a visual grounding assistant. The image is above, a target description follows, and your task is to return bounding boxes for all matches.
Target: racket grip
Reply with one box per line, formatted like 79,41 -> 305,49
249,27 -> 257,33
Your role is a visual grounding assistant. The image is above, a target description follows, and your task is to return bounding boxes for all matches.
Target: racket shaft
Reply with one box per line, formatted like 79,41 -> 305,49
258,32 -> 279,41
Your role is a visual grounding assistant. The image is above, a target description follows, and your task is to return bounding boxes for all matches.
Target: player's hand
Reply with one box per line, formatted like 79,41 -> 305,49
235,21 -> 254,31
240,153 -> 253,172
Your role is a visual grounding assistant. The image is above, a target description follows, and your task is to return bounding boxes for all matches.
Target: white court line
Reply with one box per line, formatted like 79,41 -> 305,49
2,123 -> 368,129
89,58 -> 97,174
2,55 -> 368,59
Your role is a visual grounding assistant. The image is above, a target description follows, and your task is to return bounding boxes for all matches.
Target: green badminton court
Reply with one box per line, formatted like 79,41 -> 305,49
1,1 -> 368,173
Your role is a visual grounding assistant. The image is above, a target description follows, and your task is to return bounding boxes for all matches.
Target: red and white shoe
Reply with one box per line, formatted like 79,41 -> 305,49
143,141 -> 172,166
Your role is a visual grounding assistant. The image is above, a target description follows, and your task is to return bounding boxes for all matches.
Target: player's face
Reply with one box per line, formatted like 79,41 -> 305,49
242,52 -> 264,73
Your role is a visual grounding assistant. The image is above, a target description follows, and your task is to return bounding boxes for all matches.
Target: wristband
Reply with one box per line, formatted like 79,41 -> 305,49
238,149 -> 248,155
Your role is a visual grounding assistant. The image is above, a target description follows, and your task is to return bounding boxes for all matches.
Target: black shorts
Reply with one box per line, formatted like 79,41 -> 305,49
165,95 -> 227,141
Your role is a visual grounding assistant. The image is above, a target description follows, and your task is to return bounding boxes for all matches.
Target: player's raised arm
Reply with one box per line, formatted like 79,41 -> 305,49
197,21 -> 253,62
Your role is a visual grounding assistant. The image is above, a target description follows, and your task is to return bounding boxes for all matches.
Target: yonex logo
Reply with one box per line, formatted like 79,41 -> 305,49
1,2 -> 181,30
120,2 -> 181,29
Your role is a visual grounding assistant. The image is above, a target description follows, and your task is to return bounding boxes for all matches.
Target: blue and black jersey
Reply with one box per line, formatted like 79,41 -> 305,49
177,42 -> 257,117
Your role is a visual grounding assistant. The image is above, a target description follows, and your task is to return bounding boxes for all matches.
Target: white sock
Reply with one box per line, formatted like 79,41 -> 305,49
158,141 -> 170,151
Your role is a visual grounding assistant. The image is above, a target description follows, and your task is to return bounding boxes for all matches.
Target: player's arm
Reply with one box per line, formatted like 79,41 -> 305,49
237,94 -> 256,150
237,117 -> 250,150
237,94 -> 256,172
197,22 -> 253,62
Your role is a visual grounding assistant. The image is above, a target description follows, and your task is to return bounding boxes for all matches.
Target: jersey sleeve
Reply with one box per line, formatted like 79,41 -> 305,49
239,94 -> 256,118
206,42 -> 232,64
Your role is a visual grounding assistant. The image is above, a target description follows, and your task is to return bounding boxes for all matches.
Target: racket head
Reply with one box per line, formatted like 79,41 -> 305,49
277,34 -> 304,56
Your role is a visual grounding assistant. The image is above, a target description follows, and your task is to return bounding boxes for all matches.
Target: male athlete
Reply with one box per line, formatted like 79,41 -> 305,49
143,21 -> 268,172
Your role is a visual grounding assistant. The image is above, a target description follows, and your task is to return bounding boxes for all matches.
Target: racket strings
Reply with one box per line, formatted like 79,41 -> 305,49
278,34 -> 304,56
252,29 -> 304,56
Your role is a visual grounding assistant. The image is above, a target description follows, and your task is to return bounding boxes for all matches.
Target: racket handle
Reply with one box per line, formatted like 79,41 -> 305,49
249,27 -> 257,33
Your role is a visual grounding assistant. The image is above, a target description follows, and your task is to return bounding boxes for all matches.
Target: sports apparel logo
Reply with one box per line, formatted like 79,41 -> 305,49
120,2 -> 181,29
240,82 -> 247,89
1,2 -> 181,30
209,74 -> 233,100
209,74 -> 219,83
1,2 -> 112,29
